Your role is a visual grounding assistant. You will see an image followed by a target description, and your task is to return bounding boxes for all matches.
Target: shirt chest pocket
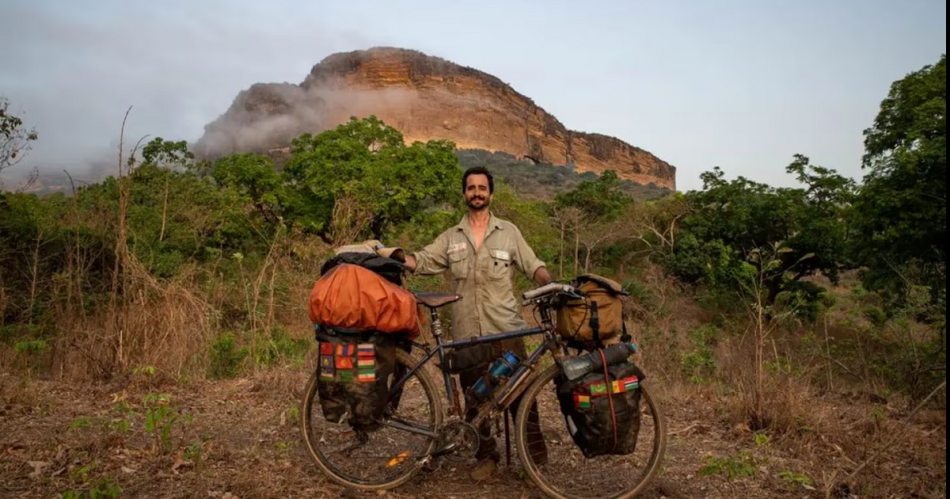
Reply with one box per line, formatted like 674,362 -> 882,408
489,249 -> 513,280
449,250 -> 470,279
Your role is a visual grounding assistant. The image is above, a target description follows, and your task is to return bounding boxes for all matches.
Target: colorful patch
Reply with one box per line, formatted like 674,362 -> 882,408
357,344 -> 376,358
588,382 -> 609,396
357,370 -> 376,383
319,342 -> 334,356
622,376 -> 640,392
335,356 -> 354,370
338,370 -> 355,383
358,359 -> 376,368
584,377 -> 639,397
320,356 -> 335,380
337,344 -> 356,357
574,394 -> 591,409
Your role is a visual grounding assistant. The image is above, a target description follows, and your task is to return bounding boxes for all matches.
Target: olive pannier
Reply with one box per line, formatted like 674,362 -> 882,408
556,274 -> 629,348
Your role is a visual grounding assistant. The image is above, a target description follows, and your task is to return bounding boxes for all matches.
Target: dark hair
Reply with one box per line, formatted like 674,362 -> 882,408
463,167 -> 495,194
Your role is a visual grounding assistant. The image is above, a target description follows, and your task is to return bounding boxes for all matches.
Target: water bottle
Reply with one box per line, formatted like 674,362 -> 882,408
470,351 -> 521,400
559,342 -> 638,381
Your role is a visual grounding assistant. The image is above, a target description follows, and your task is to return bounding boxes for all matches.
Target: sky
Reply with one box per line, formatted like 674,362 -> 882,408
0,0 -> 945,192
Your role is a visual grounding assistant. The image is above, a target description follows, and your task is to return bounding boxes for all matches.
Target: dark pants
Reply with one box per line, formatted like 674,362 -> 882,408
458,339 -> 547,463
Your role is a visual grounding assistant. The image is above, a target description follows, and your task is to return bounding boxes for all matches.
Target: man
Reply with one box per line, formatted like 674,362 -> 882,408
404,166 -> 551,480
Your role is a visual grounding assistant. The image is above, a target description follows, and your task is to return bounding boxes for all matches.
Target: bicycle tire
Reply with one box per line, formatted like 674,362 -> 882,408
514,362 -> 667,499
300,348 -> 444,491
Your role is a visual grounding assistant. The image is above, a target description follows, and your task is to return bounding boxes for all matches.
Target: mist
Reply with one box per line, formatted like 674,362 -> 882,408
0,0 -> 371,185
195,83 -> 419,159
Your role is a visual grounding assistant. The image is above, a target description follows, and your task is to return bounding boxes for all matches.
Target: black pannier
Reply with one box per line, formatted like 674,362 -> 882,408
555,348 -> 645,458
315,327 -> 409,431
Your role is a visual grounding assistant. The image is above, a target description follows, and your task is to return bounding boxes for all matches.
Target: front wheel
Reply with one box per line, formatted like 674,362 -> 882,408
514,363 -> 667,499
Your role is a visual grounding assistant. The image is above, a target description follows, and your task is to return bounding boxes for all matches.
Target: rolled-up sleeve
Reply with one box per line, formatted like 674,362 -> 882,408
412,231 -> 451,276
513,227 -> 546,279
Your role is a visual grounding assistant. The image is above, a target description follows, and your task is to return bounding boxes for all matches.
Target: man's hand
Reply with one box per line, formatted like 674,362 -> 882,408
534,267 -> 553,286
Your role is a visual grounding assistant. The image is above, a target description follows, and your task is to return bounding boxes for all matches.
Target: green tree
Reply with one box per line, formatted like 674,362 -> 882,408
211,153 -> 283,225
852,55 -> 946,305
666,157 -> 854,315
141,137 -> 194,169
554,170 -> 631,222
0,97 -> 39,188
282,116 -> 461,244
553,170 -> 635,275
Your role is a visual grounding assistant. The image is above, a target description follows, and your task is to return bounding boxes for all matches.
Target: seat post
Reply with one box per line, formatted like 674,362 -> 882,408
429,307 -> 444,340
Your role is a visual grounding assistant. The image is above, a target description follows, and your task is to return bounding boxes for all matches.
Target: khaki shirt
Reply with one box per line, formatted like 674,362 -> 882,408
412,214 -> 546,340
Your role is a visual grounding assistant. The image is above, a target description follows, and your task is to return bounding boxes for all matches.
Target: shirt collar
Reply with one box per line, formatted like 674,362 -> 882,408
457,212 -> 503,232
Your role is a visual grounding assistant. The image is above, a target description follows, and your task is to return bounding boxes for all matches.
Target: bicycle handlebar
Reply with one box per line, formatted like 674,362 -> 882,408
522,283 -> 578,302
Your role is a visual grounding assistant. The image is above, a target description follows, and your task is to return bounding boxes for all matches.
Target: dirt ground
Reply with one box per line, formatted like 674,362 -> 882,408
0,367 -> 945,499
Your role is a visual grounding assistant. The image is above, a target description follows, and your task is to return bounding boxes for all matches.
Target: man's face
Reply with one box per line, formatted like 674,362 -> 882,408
464,174 -> 492,211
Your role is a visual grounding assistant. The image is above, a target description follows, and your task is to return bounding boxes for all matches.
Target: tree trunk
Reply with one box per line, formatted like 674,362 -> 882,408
756,303 -> 766,426
159,177 -> 169,242
28,230 -> 42,322
559,220 -> 566,279
573,229 -> 580,277
584,243 -> 594,274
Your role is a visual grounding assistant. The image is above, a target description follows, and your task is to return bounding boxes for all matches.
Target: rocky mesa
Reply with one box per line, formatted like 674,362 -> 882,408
195,47 -> 676,190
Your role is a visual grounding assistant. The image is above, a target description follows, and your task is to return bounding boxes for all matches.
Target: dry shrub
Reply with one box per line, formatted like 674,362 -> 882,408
726,371 -> 822,436
622,264 -> 711,381
0,373 -> 43,407
54,261 -> 215,382
716,336 -> 825,436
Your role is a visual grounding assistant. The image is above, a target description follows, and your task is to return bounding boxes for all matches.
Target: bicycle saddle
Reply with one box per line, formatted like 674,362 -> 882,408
415,293 -> 463,309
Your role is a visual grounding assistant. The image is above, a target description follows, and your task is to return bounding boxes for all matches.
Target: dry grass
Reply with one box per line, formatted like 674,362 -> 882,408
48,263 -> 215,382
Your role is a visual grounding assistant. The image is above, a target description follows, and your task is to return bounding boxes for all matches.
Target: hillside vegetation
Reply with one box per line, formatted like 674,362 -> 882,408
0,56 -> 945,499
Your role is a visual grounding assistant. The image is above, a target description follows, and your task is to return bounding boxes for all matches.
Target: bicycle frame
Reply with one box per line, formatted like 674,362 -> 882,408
381,300 -> 563,440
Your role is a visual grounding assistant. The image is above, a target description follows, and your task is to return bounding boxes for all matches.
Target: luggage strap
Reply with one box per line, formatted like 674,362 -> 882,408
598,349 -> 620,453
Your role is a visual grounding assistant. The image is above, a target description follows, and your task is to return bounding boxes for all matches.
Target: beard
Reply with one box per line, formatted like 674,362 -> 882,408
466,195 -> 490,211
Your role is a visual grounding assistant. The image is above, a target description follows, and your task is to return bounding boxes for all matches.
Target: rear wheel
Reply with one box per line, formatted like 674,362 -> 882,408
514,363 -> 667,499
301,349 -> 444,490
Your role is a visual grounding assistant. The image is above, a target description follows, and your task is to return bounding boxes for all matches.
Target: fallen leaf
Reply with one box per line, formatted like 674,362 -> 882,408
111,391 -> 127,404
28,461 -> 49,479
171,454 -> 193,474
121,466 -> 137,474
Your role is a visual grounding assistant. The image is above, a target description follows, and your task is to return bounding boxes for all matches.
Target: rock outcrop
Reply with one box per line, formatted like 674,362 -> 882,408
195,47 -> 676,190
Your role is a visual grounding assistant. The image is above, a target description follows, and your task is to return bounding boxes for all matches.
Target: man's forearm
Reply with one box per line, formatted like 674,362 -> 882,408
404,255 -> 417,272
534,267 -> 553,286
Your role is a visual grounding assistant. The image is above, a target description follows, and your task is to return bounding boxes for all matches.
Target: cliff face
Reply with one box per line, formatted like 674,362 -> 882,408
195,47 -> 676,190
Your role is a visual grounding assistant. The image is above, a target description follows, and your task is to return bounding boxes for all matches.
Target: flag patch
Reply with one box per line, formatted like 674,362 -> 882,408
357,344 -> 375,358
320,356 -> 335,380
589,382 -> 609,396
358,369 -> 376,383
622,376 -> 640,392
319,342 -> 334,356
335,356 -> 354,370
574,394 -> 591,409
584,376 -> 640,397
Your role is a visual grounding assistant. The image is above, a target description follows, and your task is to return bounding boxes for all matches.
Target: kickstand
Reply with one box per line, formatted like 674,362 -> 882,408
504,408 -> 512,466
